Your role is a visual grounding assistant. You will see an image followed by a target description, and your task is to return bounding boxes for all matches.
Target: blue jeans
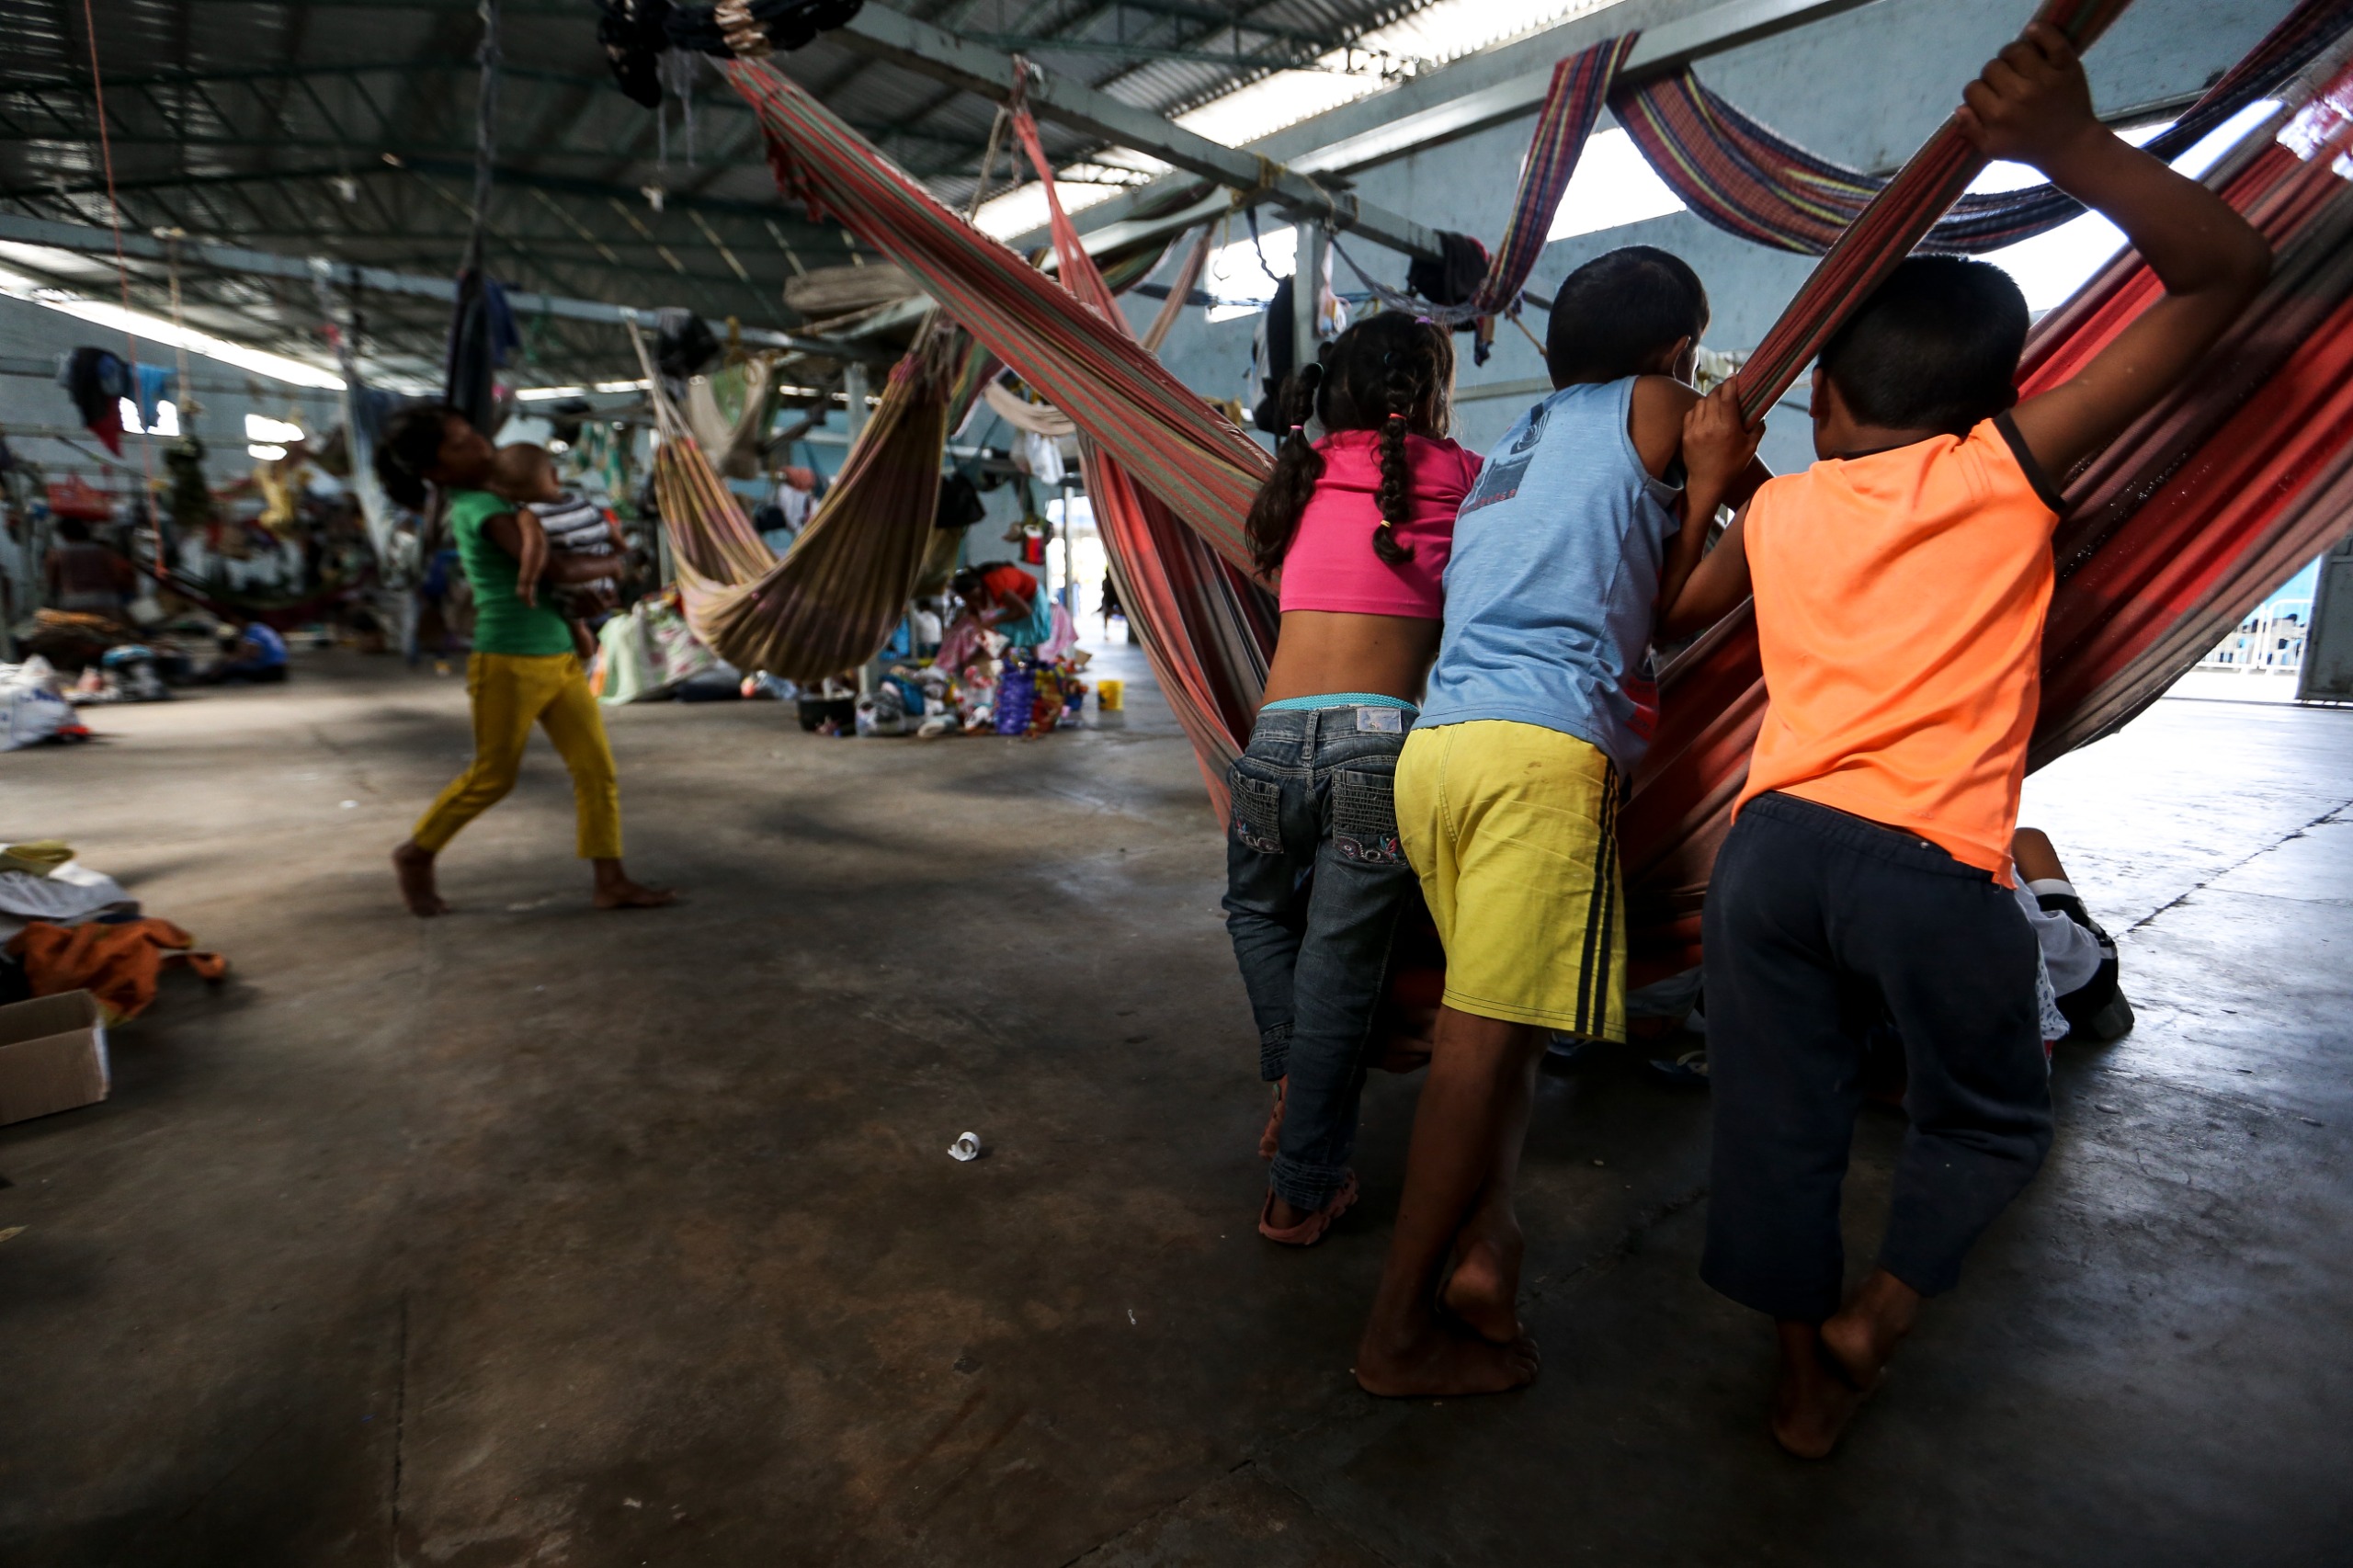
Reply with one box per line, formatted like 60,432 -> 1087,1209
1222,706 -> 1416,1212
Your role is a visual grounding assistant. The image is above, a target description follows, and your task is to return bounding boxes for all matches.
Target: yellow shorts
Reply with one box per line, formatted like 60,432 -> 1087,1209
1395,720 -> 1626,1041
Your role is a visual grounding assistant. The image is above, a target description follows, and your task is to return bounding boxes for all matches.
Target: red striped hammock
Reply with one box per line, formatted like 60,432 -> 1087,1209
1611,0 -> 2351,256
723,1 -> 2353,976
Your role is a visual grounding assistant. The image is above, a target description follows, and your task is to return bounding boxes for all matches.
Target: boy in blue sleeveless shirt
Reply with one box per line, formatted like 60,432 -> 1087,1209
1357,248 -> 1768,1397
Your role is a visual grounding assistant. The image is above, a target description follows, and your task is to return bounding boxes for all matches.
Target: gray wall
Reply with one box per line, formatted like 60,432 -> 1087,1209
0,293 -> 348,492
1142,0 -> 2285,474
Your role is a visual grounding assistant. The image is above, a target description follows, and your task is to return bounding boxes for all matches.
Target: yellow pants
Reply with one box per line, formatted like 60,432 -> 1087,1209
1396,719 -> 1626,1042
413,653 -> 623,860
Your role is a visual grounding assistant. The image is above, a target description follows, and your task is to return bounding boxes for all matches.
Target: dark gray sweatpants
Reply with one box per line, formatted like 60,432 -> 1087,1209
1700,790 -> 2054,1323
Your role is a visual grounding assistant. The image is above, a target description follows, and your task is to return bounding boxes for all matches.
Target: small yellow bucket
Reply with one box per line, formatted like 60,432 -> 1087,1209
1097,678 -> 1125,711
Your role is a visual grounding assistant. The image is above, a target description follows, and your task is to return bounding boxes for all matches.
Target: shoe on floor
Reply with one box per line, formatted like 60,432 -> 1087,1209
1258,1171 -> 1359,1246
2083,990 -> 2136,1042
1258,1077 -> 1286,1161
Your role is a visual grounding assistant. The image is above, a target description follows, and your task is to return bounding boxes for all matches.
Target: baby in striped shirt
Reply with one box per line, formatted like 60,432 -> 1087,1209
490,442 -> 627,660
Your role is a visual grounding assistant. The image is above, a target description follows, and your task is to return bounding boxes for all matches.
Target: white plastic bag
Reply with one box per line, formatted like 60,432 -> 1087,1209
3,682 -> 75,750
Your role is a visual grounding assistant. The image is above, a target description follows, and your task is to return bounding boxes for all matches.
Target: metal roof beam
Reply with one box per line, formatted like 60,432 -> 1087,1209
953,28 -> 1339,71
0,157 -> 847,234
1094,0 -> 1350,53
0,212 -> 901,364
830,3 -> 1449,261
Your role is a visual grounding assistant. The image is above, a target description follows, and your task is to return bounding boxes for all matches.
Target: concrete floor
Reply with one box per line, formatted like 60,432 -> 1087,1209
3,650 -> 2347,1566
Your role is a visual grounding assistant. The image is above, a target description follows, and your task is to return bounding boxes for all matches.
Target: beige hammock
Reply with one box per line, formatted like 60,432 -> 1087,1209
632,225 -> 1208,682
633,320 -> 990,682
683,352 -> 783,480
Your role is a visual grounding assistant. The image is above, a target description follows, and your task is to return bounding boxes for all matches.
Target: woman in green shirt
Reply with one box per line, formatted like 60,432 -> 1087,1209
377,405 -> 673,917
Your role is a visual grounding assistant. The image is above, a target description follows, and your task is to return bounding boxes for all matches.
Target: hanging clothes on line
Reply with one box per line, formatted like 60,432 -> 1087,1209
54,347 -> 131,454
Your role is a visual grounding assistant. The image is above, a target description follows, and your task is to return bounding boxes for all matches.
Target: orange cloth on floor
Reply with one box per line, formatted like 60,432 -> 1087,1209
6,918 -> 227,1022
1734,416 -> 2062,883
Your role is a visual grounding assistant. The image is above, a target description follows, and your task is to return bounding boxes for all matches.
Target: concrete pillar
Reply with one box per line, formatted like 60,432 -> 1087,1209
2297,534 -> 2353,700
843,361 -> 870,446
1292,221 -> 1327,389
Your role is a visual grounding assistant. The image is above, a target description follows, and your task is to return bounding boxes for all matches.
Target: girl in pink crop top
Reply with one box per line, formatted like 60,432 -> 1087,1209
1224,312 -> 1473,1246
1278,428 -> 1479,617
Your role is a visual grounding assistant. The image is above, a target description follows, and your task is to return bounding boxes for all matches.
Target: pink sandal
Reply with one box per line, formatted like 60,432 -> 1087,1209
1258,1077 -> 1287,1161
1257,1171 -> 1360,1246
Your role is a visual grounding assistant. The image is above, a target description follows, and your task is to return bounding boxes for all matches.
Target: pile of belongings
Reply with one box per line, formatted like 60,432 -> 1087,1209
1,658 -> 87,751
915,633 -> 1092,739
0,840 -> 227,1021
65,646 -> 172,706
591,590 -> 735,703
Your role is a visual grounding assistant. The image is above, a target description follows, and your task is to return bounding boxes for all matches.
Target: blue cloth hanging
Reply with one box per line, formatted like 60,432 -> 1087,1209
133,363 -> 172,429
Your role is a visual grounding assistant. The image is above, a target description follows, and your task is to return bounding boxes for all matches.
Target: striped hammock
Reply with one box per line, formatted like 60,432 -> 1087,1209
636,320 -> 996,683
1340,36 -> 1637,330
731,56 -> 1271,572
1611,0 -> 2352,256
1004,94 -> 1279,810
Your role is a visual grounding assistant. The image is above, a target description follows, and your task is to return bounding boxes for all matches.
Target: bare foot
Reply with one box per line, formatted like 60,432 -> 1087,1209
1819,1268 -> 1921,1392
1371,1031 -> 1434,1074
1770,1324 -> 1868,1460
1439,1218 -> 1525,1345
1355,1316 -> 1540,1398
392,842 -> 449,918
593,877 -> 677,911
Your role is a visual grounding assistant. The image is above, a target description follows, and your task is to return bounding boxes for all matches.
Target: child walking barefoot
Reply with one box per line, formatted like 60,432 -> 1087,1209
1665,24 -> 2268,1456
1357,249 -> 1768,1395
1222,312 -> 1480,1247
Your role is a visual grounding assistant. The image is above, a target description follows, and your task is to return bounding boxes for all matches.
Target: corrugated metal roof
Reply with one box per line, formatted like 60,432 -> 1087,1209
0,0 -> 1489,379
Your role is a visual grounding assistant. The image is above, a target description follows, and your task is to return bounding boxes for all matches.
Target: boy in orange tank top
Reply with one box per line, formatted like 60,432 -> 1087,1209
1662,24 -> 2270,1457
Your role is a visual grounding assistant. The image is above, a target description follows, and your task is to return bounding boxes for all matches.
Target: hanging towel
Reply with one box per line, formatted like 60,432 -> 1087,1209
133,363 -> 173,430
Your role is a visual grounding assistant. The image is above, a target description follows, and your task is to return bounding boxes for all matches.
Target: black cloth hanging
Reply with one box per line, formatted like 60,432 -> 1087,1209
55,347 -> 131,455
654,309 -> 721,382
1407,231 -> 1492,326
1250,276 -> 1295,436
597,0 -> 672,107
441,268 -> 520,435
934,470 -> 987,531
599,0 -> 867,108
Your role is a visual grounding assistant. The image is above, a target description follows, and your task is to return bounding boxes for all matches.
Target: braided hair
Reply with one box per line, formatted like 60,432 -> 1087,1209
375,403 -> 465,511
1242,311 -> 1455,577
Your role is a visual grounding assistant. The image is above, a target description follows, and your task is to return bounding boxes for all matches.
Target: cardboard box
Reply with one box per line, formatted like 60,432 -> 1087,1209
0,990 -> 110,1127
